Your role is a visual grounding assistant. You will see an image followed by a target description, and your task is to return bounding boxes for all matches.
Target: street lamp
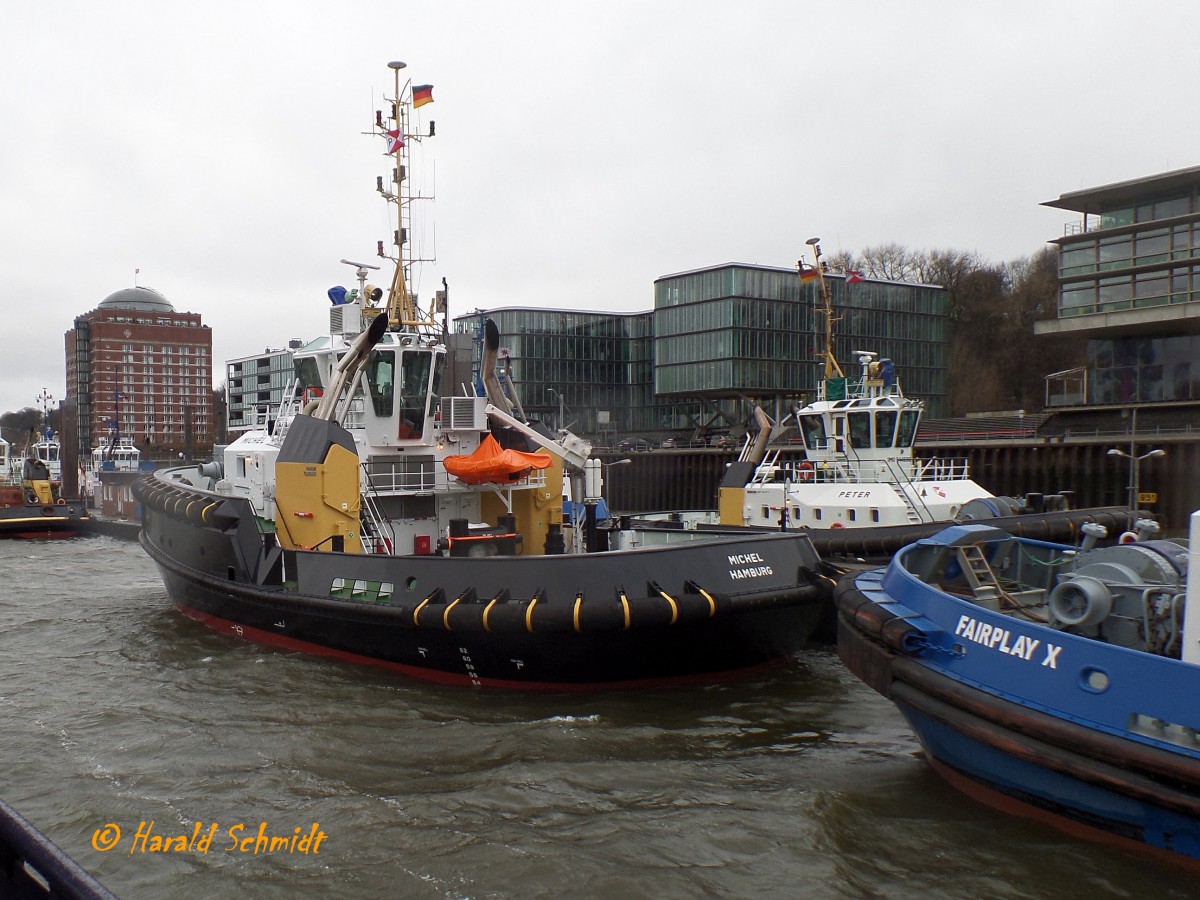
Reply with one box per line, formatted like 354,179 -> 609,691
1107,446 -> 1165,512
36,388 -> 54,436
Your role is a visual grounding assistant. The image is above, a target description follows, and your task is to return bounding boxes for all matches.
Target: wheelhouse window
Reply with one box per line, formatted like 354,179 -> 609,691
874,410 -> 898,448
897,409 -> 920,447
799,414 -> 826,450
294,357 -> 323,393
429,352 -> 446,419
398,350 -> 434,440
847,412 -> 871,449
365,350 -> 395,417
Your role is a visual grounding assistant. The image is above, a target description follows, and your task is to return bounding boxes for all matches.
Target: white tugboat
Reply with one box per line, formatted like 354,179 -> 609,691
716,237 -> 1129,555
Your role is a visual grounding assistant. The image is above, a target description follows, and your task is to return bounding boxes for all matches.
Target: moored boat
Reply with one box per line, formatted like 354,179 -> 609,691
83,438 -> 143,503
0,433 -> 89,539
711,236 -> 1132,555
836,512 -> 1200,869
133,62 -> 833,688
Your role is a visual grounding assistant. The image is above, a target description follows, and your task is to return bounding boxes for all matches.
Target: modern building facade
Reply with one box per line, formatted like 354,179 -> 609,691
452,262 -> 949,442
65,286 -> 214,459
654,264 -> 948,412
453,308 -> 655,442
1038,166 -> 1200,406
226,342 -> 303,432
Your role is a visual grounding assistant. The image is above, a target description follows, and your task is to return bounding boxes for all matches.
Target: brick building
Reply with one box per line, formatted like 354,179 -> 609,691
65,286 -> 213,460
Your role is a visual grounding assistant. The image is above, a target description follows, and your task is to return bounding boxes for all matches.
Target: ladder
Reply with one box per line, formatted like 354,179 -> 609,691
885,459 -> 928,523
359,472 -> 392,555
896,487 -> 924,524
955,544 -> 1003,601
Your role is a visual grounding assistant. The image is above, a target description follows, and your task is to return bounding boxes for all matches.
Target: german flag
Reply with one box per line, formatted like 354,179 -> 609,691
413,84 -> 434,108
799,266 -> 819,282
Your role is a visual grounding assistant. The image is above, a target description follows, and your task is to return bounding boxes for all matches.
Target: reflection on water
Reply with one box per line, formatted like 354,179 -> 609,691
0,536 -> 1191,898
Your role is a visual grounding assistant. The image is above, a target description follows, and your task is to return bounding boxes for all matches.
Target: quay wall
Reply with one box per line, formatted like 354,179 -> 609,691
597,436 -> 1195,532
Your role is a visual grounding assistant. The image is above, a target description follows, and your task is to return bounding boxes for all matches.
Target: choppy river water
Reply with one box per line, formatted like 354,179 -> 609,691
0,536 -> 1191,898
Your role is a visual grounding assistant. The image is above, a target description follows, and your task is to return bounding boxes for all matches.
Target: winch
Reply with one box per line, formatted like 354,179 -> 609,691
1050,538 -> 1188,654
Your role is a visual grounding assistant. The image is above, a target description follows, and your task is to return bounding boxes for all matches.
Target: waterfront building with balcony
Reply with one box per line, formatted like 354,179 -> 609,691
1038,166 -> 1200,407
226,341 -> 303,432
1024,166 -> 1200,526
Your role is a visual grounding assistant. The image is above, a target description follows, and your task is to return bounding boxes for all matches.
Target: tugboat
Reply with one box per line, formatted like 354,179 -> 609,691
0,431 -> 89,539
836,513 -> 1200,869
134,62 -> 832,688
713,237 -> 1130,556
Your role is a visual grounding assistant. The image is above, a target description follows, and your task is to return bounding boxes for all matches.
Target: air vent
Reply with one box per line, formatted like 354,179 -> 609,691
443,397 -> 487,431
330,304 -> 363,336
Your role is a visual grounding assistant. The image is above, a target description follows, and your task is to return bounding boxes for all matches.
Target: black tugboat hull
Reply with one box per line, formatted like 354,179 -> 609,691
0,503 -> 89,539
137,477 -> 829,688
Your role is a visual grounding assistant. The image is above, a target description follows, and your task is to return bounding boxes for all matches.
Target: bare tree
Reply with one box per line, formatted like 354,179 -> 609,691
831,242 -> 1079,415
858,243 -> 921,281
997,247 -> 1084,409
824,249 -> 860,276
0,407 -> 41,446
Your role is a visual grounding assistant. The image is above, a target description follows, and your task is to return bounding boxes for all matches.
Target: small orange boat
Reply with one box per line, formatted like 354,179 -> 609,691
443,434 -> 552,485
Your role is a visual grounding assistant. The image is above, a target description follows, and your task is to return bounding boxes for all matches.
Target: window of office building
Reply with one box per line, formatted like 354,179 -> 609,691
1061,243 -> 1095,276
1135,229 -> 1170,264
1100,206 -> 1133,229
1088,334 -> 1200,403
1061,282 -> 1095,315
1098,236 -> 1131,271
1141,194 -> 1191,222
1098,276 -> 1132,310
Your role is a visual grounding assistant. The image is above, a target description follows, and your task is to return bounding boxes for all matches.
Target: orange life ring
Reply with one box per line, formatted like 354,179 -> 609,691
829,521 -> 845,529
798,461 -> 815,482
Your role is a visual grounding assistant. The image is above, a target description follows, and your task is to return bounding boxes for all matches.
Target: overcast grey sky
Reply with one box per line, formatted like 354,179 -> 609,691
4,0 -> 1198,417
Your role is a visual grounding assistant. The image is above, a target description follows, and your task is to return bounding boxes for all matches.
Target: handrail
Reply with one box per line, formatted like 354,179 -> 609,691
358,469 -> 391,555
886,456 -> 935,523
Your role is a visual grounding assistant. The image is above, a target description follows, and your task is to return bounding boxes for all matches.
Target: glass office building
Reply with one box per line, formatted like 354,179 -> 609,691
453,308 -> 657,440
654,264 -> 947,408
452,261 -> 949,440
1039,166 -> 1200,405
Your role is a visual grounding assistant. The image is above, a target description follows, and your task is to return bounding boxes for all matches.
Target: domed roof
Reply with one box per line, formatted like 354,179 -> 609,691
97,286 -> 175,312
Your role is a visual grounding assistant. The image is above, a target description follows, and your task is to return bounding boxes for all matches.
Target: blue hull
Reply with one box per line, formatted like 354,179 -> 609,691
836,524 -> 1200,870
897,695 -> 1200,864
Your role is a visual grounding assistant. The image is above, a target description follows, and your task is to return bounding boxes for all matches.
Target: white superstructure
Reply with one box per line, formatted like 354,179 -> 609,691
723,237 -> 997,531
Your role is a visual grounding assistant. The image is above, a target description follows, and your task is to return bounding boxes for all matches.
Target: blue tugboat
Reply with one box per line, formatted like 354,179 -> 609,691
836,514 -> 1200,870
